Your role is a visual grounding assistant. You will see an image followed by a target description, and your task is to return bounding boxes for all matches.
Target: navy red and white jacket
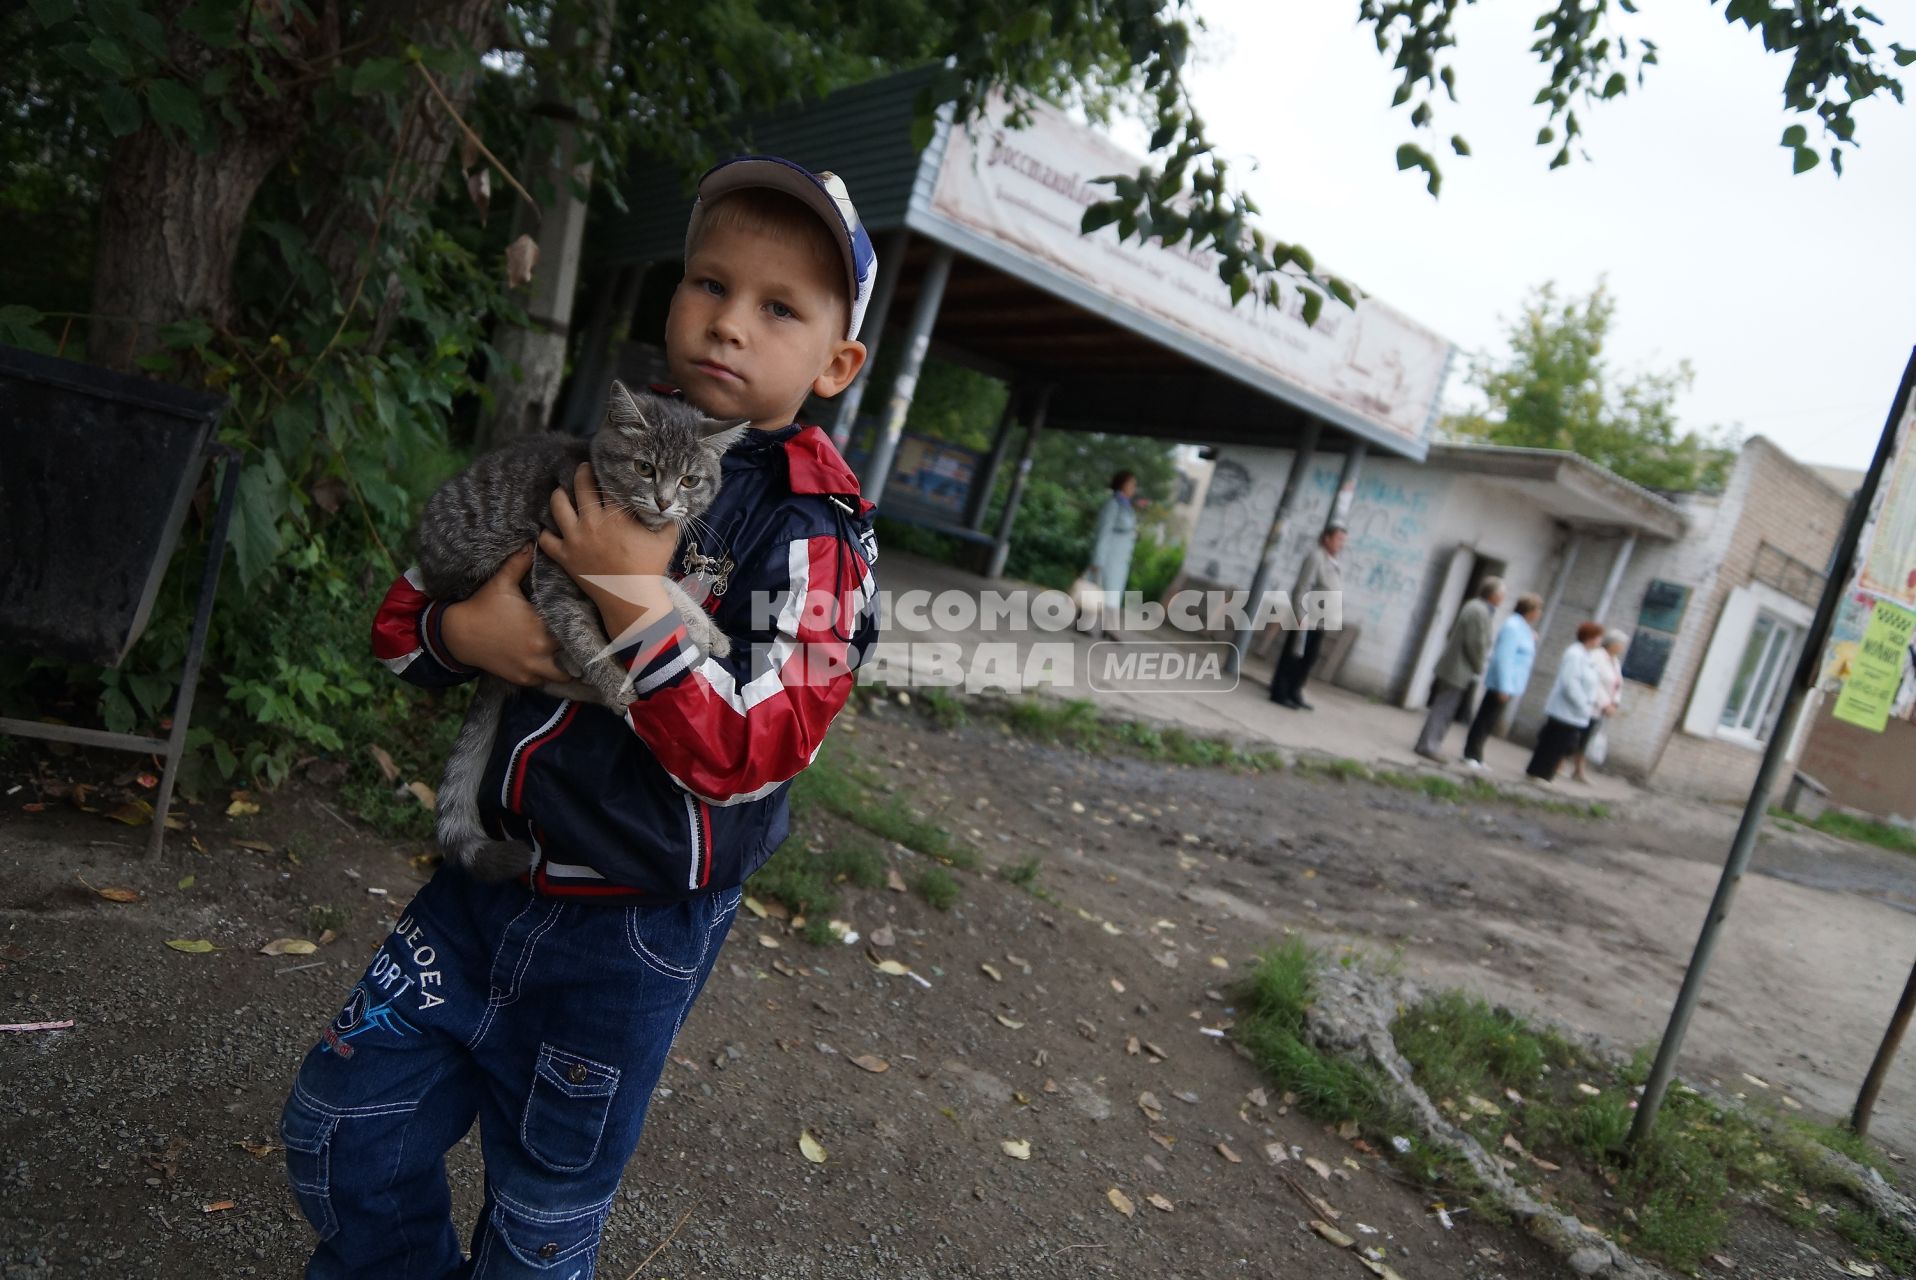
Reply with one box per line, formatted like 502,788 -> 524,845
370,419 -> 880,903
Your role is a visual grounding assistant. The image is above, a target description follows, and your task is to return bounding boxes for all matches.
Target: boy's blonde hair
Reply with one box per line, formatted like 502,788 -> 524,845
686,188 -> 849,326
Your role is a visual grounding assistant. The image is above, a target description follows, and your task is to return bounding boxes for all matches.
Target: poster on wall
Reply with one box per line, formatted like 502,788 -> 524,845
1818,353 -> 1916,731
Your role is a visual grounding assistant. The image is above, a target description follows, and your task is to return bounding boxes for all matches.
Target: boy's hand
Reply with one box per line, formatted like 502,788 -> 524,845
540,463 -> 681,645
440,546 -> 572,685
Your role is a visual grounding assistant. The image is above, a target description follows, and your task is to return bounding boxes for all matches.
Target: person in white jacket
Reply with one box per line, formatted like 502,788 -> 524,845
1526,622 -> 1607,783
1571,629 -> 1629,783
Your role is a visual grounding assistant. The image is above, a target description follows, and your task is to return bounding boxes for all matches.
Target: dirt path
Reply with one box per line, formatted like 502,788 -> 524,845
3,699 -> 1913,1277
844,702 -> 1916,1157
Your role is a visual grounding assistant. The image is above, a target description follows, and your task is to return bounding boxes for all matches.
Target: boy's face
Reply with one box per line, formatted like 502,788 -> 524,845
666,218 -> 866,430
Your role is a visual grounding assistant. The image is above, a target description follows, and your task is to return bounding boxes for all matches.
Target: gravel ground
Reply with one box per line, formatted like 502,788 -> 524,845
3,697 -> 1912,1277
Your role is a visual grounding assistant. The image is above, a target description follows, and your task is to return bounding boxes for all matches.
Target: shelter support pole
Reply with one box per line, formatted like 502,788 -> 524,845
831,229 -> 911,454
1326,442 -> 1367,533
1627,349 -> 1912,1150
965,389 -> 1023,531
1593,530 -> 1638,623
859,244 -> 953,507
1229,422 -> 1321,676
1537,529 -> 1583,640
1852,956 -> 1916,1140
986,387 -> 1053,580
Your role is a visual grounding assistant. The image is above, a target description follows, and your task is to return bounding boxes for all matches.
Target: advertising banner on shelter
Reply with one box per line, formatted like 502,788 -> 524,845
925,97 -> 1453,455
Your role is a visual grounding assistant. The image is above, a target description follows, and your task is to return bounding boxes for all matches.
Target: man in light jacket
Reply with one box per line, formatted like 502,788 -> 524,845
1269,524 -> 1347,711
1414,576 -> 1505,762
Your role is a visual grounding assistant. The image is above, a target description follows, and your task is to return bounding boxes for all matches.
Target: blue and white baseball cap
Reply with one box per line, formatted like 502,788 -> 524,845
687,156 -> 879,342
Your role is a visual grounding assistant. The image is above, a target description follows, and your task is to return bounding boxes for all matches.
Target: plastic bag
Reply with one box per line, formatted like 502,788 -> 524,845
1585,725 -> 1608,767
1071,572 -> 1104,628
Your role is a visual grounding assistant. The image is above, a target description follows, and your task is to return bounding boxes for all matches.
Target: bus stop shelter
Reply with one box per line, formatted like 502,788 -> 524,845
570,67 -> 1456,593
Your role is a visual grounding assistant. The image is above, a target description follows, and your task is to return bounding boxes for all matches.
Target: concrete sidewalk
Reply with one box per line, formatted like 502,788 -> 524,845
865,550 -> 1639,805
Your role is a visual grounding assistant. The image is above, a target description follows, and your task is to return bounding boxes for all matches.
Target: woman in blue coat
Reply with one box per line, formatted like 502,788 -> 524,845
1087,471 -> 1141,636
1464,592 -> 1542,769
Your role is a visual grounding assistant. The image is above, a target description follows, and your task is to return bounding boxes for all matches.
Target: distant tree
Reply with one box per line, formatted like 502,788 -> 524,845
1443,282 -> 1737,492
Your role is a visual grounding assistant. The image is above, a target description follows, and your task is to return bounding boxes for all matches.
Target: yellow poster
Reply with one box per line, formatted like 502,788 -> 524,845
1858,398 -> 1916,608
1832,600 -> 1916,732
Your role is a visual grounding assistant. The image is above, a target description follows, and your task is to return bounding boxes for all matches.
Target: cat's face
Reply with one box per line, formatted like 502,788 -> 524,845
589,383 -> 747,529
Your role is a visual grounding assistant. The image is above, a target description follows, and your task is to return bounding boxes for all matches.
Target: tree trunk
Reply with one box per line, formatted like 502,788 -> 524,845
88,129 -> 295,371
476,0 -> 612,449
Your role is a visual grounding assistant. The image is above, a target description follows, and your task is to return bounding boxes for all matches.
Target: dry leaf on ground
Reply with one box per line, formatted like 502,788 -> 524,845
166,939 -> 214,954
798,1131 -> 827,1164
1304,1156 -> 1333,1180
850,1055 -> 889,1074
369,745 -> 400,782
202,1200 -> 236,1213
742,896 -> 769,919
1106,1187 -> 1135,1217
1146,1193 -> 1174,1213
1001,1139 -> 1031,1161
1310,1220 -> 1355,1249
95,886 -> 140,903
1216,1143 -> 1242,1163
260,938 -> 317,956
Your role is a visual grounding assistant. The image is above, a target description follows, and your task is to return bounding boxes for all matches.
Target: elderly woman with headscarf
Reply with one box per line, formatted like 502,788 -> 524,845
1526,622 -> 1607,784
1571,628 -> 1629,783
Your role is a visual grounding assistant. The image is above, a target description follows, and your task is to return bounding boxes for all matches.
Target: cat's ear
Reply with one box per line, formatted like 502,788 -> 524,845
607,380 -> 650,428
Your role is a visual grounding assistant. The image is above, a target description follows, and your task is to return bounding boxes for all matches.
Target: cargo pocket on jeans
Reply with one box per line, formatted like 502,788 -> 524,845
279,1090 -> 340,1242
484,1196 -> 605,1273
521,1044 -> 620,1174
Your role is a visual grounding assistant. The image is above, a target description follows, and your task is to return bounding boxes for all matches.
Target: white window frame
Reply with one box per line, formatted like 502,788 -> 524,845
1682,582 -> 1816,752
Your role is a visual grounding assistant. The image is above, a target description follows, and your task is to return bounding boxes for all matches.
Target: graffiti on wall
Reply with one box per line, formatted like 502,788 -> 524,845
1187,450 -> 1448,634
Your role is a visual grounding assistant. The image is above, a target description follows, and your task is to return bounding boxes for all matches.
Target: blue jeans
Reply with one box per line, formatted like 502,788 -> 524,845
280,866 -> 739,1278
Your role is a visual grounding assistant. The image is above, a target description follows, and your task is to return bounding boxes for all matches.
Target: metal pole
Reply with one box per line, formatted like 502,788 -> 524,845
965,389 -> 1022,530
1325,441 -> 1367,533
1593,530 -> 1638,623
148,444 -> 242,859
1537,528 -> 1582,641
1229,422 -> 1321,675
859,244 -> 954,508
831,228 -> 911,453
1852,956 -> 1916,1140
986,387 -> 1053,580
1627,350 -> 1915,1149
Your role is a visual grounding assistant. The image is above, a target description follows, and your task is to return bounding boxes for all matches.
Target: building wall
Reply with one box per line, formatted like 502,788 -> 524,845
1798,701 -> 1916,824
1513,492 -> 1732,777
1650,439 -> 1848,801
1187,447 -> 1557,701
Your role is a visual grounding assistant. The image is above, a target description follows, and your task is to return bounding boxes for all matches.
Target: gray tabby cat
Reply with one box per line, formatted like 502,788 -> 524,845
413,382 -> 746,881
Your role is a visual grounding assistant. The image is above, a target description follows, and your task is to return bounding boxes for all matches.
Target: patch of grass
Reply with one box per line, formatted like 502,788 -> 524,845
800,915 -> 838,946
821,839 -> 888,889
1005,696 -> 1109,748
918,687 -> 968,729
913,866 -> 959,911
306,904 -> 351,936
1291,756 -> 1374,783
988,697 -> 1280,774
1390,990 -> 1913,1273
1834,1203 -> 1916,1275
1813,809 -> 1916,856
747,843 -> 836,919
791,749 -> 979,868
1233,940 -> 1407,1145
998,855 -> 1043,891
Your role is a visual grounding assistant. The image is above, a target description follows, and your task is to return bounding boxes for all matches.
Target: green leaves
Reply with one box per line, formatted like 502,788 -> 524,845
1394,143 -> 1440,197
145,80 -> 206,145
99,84 -> 141,135
349,57 -> 410,97
1792,146 -> 1820,174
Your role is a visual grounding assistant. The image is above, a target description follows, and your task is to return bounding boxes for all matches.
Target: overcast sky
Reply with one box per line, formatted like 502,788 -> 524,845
1162,1 -> 1916,471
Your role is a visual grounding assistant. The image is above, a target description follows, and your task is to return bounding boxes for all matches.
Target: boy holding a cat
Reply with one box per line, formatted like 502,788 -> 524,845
282,158 -> 881,1277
